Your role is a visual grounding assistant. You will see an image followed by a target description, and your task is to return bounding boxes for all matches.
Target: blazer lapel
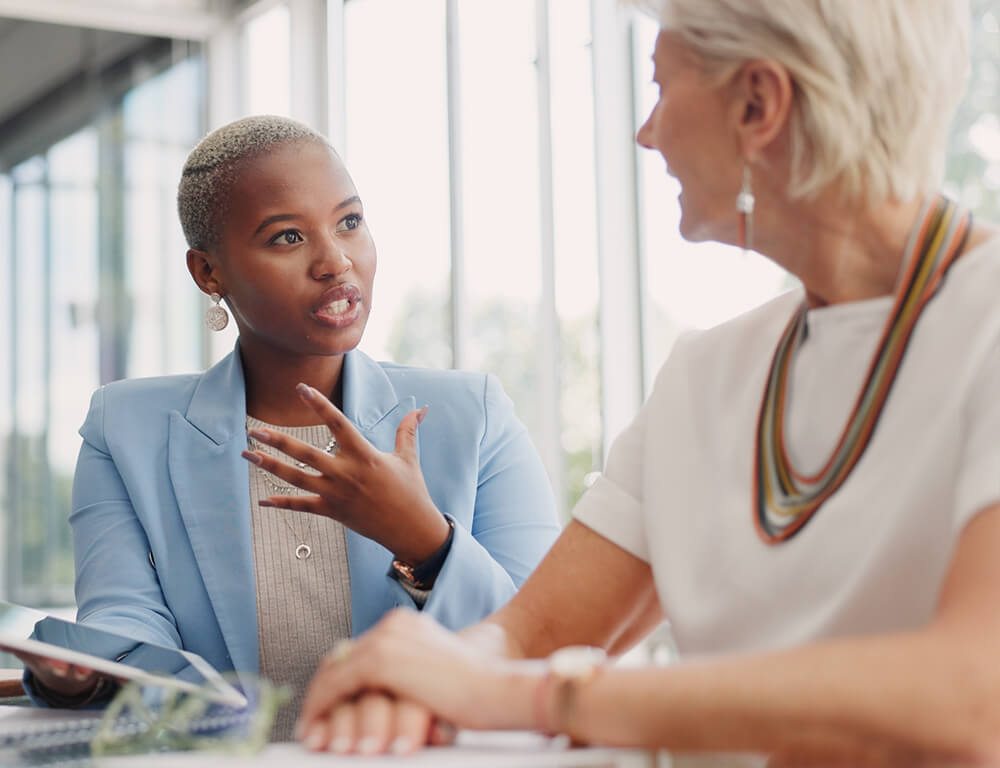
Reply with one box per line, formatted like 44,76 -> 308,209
167,347 -> 259,676
340,350 -> 416,635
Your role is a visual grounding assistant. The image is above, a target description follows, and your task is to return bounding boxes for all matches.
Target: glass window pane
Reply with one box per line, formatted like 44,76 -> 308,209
457,0 -> 546,449
945,0 -> 1000,219
344,0 -> 451,368
12,171 -> 48,597
48,129 -> 100,588
124,60 -> 205,378
244,3 -> 292,118
0,174 -> 11,598
550,0 -> 601,509
13,177 -> 46,436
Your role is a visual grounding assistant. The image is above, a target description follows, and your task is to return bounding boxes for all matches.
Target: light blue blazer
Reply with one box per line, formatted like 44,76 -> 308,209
68,346 -> 560,679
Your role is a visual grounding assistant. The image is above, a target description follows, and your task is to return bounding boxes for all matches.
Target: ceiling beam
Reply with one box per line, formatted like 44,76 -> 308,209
0,0 -> 227,40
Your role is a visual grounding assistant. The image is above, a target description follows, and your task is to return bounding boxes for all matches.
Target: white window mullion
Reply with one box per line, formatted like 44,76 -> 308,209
326,0 -> 346,151
445,0 -> 467,370
534,0 -> 565,515
590,0 -> 643,461
288,0 -> 329,135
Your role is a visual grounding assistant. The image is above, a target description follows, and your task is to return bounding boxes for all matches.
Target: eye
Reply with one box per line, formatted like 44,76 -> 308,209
336,213 -> 363,233
270,229 -> 304,245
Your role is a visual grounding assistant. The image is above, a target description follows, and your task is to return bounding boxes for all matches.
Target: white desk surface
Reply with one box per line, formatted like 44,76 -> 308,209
0,706 -> 654,767
98,733 -> 655,767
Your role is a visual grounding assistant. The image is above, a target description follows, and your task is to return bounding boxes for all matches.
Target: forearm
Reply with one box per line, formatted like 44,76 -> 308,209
458,618 -> 527,660
566,628 -> 998,762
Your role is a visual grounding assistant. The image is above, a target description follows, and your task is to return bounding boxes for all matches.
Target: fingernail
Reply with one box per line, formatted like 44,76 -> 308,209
241,451 -> 262,466
296,382 -> 315,399
358,737 -> 378,754
391,737 -> 412,755
49,665 -> 68,678
247,429 -> 270,442
258,500 -> 274,508
330,737 -> 352,754
305,728 -> 326,751
416,405 -> 429,425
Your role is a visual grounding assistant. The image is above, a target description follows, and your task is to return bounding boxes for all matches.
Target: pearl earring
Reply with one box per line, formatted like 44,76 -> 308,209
736,164 -> 755,253
205,292 -> 229,331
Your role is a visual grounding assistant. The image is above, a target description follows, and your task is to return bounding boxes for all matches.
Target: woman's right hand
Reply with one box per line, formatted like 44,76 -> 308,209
297,609 -> 541,753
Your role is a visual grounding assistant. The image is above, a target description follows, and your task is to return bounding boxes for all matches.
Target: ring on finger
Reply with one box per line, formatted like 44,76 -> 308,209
325,639 -> 354,665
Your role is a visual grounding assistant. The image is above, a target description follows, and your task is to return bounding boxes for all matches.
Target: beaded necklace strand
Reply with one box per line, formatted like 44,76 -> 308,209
754,196 -> 972,544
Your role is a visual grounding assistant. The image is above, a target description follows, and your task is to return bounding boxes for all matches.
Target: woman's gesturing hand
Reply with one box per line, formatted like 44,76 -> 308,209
241,383 -> 450,564
296,609 -> 541,754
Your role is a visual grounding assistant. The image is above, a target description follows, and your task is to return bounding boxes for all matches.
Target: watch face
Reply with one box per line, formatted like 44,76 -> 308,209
549,645 -> 607,676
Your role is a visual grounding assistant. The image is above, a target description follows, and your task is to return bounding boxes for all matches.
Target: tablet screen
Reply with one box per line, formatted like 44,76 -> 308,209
0,600 -> 246,708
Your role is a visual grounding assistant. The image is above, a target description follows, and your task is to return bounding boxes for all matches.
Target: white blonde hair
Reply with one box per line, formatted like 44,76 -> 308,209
628,0 -> 970,205
178,115 -> 331,250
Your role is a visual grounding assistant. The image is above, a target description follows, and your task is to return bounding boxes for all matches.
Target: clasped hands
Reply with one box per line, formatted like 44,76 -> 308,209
241,382 -> 450,565
294,610 -> 537,755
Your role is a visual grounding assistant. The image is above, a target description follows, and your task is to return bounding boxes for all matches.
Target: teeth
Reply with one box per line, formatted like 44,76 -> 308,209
322,299 -> 350,315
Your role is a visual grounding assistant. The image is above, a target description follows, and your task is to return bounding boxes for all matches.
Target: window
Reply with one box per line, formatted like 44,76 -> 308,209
0,41 -> 204,605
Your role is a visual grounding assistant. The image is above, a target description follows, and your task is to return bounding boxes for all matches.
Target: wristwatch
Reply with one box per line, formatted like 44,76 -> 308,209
536,645 -> 607,737
389,518 -> 456,590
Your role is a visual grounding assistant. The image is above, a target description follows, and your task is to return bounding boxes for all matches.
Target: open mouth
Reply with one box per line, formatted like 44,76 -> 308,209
312,285 -> 363,328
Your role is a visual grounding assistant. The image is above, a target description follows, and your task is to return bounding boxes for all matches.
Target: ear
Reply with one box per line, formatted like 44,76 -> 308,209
731,59 -> 793,160
186,248 -> 224,297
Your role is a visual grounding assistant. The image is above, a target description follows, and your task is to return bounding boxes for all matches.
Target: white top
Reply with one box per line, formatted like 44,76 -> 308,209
575,236 -> 1000,654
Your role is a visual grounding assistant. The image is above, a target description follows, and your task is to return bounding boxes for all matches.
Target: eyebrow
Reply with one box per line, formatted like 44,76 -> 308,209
252,195 -> 362,236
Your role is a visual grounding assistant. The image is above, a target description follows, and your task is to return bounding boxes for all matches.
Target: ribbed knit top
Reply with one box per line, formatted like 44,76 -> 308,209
246,416 -> 352,742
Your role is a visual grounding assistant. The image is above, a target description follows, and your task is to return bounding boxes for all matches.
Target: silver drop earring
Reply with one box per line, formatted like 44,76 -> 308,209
205,292 -> 229,331
736,164 -> 755,253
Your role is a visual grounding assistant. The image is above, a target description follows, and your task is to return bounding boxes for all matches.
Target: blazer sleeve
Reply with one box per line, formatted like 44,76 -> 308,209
25,387 -> 185,706
397,374 -> 561,628
69,387 -> 183,648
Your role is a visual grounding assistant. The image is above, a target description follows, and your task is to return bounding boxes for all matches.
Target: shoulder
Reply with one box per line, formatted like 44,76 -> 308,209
651,288 -> 802,393
82,373 -> 204,439
373,361 -> 522,442
96,373 -> 203,411
375,361 -> 500,407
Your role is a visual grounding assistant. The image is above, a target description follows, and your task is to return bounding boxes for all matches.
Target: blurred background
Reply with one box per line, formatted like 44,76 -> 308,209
0,0 -> 996,607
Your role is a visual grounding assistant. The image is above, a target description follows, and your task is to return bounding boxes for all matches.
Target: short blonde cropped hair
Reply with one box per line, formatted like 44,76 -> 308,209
629,0 -> 970,205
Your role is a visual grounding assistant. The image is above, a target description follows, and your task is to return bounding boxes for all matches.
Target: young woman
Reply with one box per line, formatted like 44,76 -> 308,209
22,115 -> 560,739
295,1 -> 1000,764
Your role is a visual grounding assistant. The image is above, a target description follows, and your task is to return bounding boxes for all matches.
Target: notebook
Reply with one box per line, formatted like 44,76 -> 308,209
0,600 -> 246,708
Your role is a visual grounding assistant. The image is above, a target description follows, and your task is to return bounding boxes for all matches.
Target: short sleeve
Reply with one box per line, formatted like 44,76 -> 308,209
572,388 -> 653,564
955,331 -> 1000,532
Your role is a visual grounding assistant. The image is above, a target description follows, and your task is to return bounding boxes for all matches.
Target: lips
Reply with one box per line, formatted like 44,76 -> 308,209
312,283 -> 363,328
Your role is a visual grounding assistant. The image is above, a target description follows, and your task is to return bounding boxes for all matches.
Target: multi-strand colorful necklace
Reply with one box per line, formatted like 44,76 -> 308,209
754,196 -> 972,544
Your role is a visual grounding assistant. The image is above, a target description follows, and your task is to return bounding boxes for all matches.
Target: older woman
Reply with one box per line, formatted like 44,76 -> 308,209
294,0 -> 1000,764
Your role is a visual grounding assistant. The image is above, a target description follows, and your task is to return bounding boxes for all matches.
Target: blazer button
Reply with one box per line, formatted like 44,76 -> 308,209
148,551 -> 156,570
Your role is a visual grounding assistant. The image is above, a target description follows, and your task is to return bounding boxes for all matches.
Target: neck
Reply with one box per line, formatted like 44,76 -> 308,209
752,189 -> 925,309
239,340 -> 346,426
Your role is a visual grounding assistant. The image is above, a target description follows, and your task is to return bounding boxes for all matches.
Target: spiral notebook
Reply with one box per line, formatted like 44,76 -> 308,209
0,698 -> 267,767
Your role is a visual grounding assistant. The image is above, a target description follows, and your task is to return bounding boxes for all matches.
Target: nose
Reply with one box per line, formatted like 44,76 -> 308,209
636,112 -> 654,149
311,242 -> 352,280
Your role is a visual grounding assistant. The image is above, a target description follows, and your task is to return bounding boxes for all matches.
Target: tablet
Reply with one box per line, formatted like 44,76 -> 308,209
0,600 -> 247,708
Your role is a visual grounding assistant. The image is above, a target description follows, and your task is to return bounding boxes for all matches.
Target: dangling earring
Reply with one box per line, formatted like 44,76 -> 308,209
204,292 -> 229,331
736,164 -> 755,253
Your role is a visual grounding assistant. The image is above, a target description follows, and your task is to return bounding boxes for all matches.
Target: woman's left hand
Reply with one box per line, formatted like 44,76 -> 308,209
296,609 -> 540,753
241,383 -> 449,564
